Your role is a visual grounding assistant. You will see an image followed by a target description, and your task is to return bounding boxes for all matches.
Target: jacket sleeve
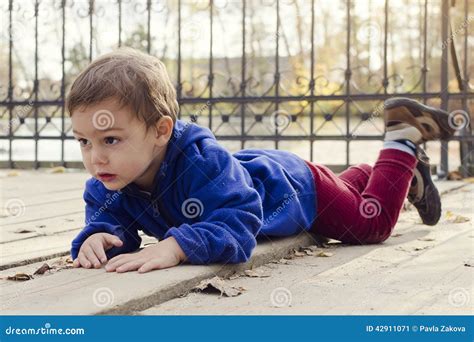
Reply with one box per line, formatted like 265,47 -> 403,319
163,141 -> 263,265
70,180 -> 142,260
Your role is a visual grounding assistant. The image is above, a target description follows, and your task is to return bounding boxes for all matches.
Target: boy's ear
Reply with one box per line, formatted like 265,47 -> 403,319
154,116 -> 174,147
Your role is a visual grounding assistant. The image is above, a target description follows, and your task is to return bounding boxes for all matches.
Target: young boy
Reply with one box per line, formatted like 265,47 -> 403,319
68,48 -> 455,273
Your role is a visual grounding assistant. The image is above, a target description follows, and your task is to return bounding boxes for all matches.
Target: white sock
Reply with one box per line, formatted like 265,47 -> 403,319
382,140 -> 416,156
385,124 -> 422,143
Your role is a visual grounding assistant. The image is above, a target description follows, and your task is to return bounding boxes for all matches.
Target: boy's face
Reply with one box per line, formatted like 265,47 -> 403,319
71,97 -> 173,191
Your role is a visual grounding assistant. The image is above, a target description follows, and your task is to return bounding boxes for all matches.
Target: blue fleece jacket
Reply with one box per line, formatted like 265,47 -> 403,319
70,119 -> 317,264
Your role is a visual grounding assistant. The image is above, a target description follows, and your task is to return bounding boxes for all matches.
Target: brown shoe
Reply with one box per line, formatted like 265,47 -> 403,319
408,146 -> 441,226
384,97 -> 455,144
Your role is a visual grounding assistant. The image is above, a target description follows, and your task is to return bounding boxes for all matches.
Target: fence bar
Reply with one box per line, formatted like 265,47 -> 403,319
439,0 -> 450,178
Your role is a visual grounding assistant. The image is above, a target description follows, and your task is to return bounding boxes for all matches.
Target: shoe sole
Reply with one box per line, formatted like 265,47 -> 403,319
417,183 -> 441,226
408,148 -> 442,226
384,97 -> 455,142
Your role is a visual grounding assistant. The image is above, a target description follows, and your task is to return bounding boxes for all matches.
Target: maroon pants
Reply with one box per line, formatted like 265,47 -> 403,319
305,149 -> 417,244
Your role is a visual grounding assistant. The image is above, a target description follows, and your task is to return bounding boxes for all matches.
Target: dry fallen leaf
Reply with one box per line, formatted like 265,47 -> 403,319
7,171 -> 19,177
445,211 -> 470,223
33,263 -> 52,275
51,256 -> 74,269
49,166 -> 66,173
417,237 -> 435,242
271,258 -> 290,264
6,273 -> 33,281
194,276 -> 245,297
227,272 -> 241,280
14,228 -> 36,234
413,245 -> 433,251
447,170 -> 463,180
244,269 -> 271,278
293,251 -> 306,257
453,216 -> 470,223
317,251 -> 334,257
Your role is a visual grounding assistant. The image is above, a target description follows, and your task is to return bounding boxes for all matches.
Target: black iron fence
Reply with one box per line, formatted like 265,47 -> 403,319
0,0 -> 473,176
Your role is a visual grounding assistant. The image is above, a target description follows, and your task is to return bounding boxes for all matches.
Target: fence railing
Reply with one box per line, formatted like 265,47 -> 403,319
0,0 -> 472,176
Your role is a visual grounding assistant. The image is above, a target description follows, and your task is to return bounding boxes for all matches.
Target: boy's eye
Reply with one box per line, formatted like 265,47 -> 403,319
77,138 -> 90,147
104,137 -> 120,145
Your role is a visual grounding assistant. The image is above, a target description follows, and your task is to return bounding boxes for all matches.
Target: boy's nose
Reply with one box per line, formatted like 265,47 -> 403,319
90,149 -> 108,165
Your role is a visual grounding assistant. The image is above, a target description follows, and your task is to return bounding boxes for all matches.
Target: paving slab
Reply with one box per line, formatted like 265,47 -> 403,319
0,233 -> 322,315
0,168 -> 471,315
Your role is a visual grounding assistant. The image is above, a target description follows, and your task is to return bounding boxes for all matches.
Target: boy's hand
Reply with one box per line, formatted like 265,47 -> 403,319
73,233 -> 123,269
105,236 -> 186,273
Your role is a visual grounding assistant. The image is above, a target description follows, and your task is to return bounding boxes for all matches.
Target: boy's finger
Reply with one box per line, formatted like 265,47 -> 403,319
90,241 -> 108,264
116,260 -> 143,273
82,245 -> 101,268
108,253 -> 126,264
138,260 -> 161,273
73,258 -> 80,268
103,234 -> 123,248
105,255 -> 130,271
78,252 -> 90,268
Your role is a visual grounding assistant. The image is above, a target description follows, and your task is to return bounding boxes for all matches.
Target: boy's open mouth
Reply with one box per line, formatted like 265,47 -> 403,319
97,172 -> 117,182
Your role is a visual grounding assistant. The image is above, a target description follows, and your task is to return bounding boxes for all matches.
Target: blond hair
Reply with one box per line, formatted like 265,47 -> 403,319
66,48 -> 178,127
